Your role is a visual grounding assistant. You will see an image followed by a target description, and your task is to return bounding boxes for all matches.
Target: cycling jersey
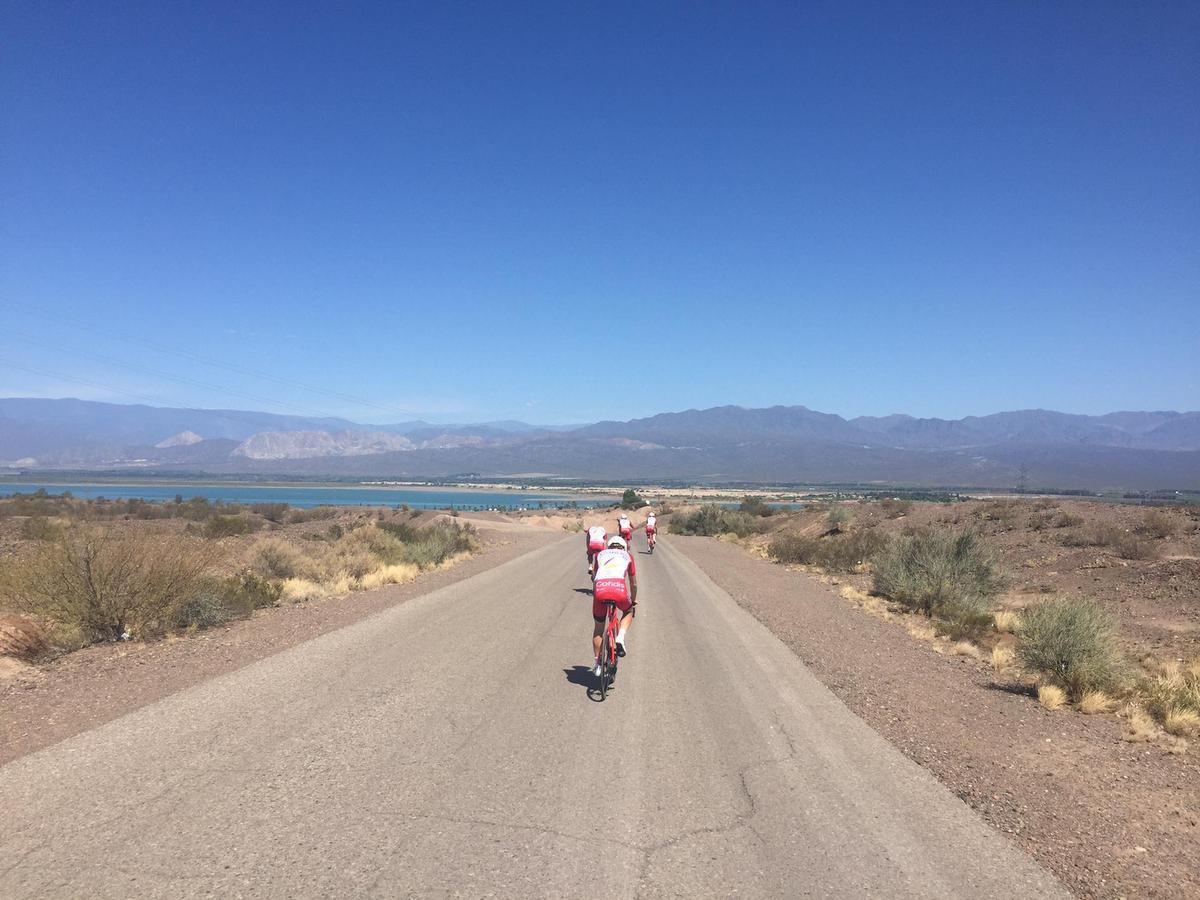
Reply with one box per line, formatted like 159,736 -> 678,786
617,515 -> 632,538
645,515 -> 657,533
592,547 -> 636,618
586,525 -> 608,551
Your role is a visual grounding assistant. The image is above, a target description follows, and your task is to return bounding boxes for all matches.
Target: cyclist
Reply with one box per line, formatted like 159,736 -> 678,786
644,510 -> 657,550
592,534 -> 638,678
617,512 -> 633,547
585,524 -> 608,575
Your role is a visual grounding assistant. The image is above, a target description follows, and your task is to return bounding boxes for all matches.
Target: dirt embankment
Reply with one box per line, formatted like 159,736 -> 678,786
670,533 -> 1199,899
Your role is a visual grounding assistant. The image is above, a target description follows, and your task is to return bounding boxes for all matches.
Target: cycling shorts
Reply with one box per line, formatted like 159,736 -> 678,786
593,581 -> 634,620
619,527 -> 633,541
587,541 -> 605,554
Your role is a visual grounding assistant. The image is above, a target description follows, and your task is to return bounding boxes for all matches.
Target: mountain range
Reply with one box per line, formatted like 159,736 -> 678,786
1,398 -> 1198,491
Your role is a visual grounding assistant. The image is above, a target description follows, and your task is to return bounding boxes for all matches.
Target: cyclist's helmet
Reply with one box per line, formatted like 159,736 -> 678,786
607,535 -> 627,550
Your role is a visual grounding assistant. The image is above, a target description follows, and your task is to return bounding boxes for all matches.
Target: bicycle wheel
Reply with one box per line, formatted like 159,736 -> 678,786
598,656 -> 608,701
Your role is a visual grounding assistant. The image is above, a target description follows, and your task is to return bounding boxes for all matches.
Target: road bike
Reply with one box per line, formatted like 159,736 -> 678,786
596,599 -> 620,701
646,530 -> 656,554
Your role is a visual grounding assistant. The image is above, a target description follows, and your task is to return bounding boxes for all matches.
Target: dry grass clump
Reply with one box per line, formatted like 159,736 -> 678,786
872,529 -> 1004,638
1163,708 -> 1200,738
1017,597 -> 1121,701
993,609 -> 1021,634
1078,691 -> 1115,714
0,525 -> 217,641
906,621 -> 938,643
670,505 -> 763,538
991,644 -> 1016,673
951,641 -> 981,659
1122,705 -> 1159,743
1138,658 -> 1200,734
280,578 -> 329,603
0,614 -> 52,661
1138,509 -> 1177,539
359,563 -> 419,590
1037,684 -> 1067,710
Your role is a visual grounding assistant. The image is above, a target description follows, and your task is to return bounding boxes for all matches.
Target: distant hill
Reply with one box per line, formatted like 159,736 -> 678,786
1,397 -> 1198,490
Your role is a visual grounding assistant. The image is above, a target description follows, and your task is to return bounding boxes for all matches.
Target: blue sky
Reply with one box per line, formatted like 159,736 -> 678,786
2,1 -> 1197,425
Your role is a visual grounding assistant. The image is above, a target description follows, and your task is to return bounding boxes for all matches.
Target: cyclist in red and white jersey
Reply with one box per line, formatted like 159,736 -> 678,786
585,524 -> 608,575
617,512 -> 633,547
592,534 -> 638,677
644,511 -> 657,548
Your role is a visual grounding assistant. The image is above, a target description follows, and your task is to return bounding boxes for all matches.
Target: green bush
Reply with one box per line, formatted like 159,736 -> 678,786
203,515 -> 256,539
670,504 -> 761,537
403,521 -> 477,568
1017,597 -> 1121,700
621,489 -> 647,510
872,529 -> 1004,637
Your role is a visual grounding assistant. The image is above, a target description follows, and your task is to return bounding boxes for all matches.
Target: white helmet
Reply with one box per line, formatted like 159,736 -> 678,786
607,535 -> 627,550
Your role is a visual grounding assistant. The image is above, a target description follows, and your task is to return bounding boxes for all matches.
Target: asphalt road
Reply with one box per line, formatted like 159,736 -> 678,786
0,535 -> 1066,898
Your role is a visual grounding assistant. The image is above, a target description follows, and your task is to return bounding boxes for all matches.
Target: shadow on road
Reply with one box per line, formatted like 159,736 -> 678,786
564,666 -> 610,702
572,587 -> 593,596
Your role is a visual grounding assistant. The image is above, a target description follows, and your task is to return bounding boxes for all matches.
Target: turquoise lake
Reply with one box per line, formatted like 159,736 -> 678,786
0,482 -> 608,510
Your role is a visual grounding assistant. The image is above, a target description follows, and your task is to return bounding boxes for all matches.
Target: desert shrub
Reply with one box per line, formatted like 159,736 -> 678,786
1112,532 -> 1156,560
1051,511 -> 1083,528
1017,597 -> 1121,700
975,500 -> 1020,524
287,506 -> 338,524
670,505 -> 761,538
337,524 -> 409,564
872,530 -> 1004,638
0,527 -> 216,642
251,502 -> 290,523
171,584 -> 232,629
377,520 -> 420,543
403,522 -> 477,568
768,529 -> 887,572
878,498 -> 912,519
1138,509 -> 1177,539
826,506 -> 852,534
222,571 -> 282,614
768,532 -> 822,565
0,614 -> 52,660
1027,511 -> 1053,531
21,516 -> 67,541
739,496 -> 778,517
251,538 -> 310,579
203,515 -> 256,539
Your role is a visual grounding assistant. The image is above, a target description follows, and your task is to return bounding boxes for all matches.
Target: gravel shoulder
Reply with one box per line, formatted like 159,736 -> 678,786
0,528 -> 558,765
670,534 -> 1200,899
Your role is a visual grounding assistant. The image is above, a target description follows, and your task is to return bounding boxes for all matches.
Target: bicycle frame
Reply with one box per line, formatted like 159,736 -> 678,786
598,600 -> 620,700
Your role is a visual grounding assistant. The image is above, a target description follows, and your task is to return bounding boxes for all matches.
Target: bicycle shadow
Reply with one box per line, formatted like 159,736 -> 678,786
572,587 -> 593,596
564,666 -> 607,702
